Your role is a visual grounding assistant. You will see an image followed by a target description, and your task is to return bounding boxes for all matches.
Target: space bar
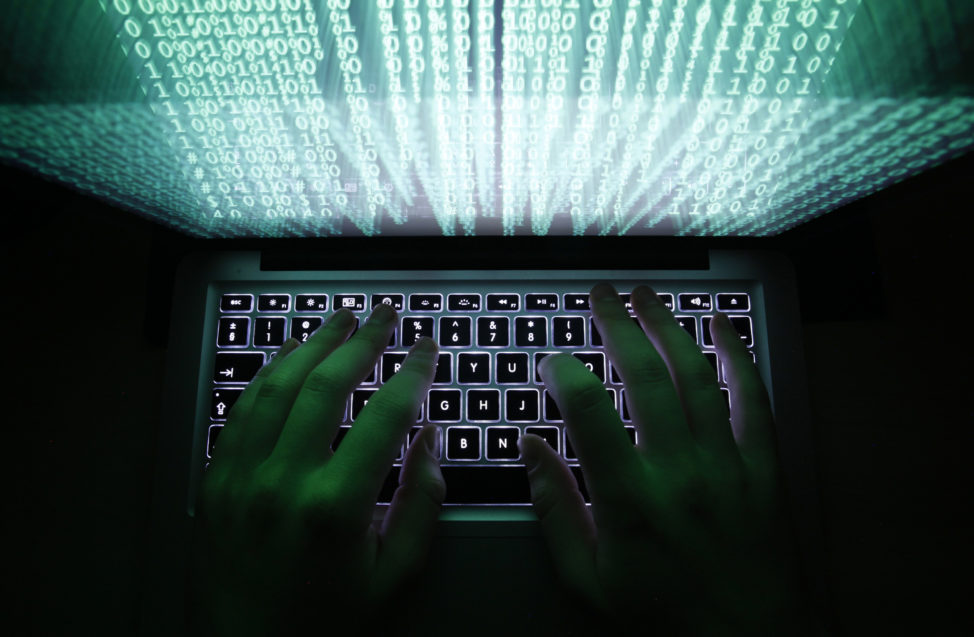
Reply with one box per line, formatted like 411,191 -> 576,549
441,466 -> 532,504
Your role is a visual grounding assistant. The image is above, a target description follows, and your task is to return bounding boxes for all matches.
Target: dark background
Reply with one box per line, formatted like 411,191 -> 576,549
7,151 -> 970,635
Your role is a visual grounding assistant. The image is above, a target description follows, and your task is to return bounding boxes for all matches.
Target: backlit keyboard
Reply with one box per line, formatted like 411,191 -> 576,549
205,284 -> 755,505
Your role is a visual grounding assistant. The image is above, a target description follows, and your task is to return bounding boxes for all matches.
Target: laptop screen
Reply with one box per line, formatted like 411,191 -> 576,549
1,0 -> 971,238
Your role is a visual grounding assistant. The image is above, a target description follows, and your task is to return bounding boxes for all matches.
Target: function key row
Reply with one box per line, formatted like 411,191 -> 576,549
220,292 -> 751,314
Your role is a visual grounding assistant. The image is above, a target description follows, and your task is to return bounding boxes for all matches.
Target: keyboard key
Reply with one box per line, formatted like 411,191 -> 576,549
543,390 -> 562,422
624,426 -> 637,444
295,294 -> 328,312
729,315 -> 754,347
439,317 -> 472,347
675,315 -> 697,343
381,352 -> 407,382
351,389 -> 377,420
486,293 -> 520,311
409,294 -> 442,312
703,351 -> 719,380
656,293 -> 675,311
563,293 -> 590,311
678,293 -> 712,311
526,293 -> 559,311
619,293 -> 632,312
525,426 -> 560,453
334,294 -> 366,311
220,294 -> 253,312
590,318 -> 603,346
446,427 -> 481,460
217,317 -> 249,347
565,432 -> 578,460
610,362 -> 622,384
485,427 -> 520,460
569,467 -> 590,503
257,294 -> 290,312
496,352 -> 529,384
457,352 -> 490,384
440,466 -> 531,504
447,293 -> 481,311
620,389 -> 631,421
572,352 -> 606,382
429,389 -> 462,422
211,388 -> 242,420
213,352 -> 264,384
408,426 -> 442,458
254,317 -> 287,347
534,352 -> 556,382
553,316 -> 585,347
716,293 -> 750,312
515,317 -> 547,347
467,389 -> 501,422
371,294 -> 405,311
477,316 -> 509,347
506,389 -> 539,422
290,316 -> 322,343
207,424 -> 223,458
433,352 -> 453,384
401,316 -> 434,346
331,425 -> 351,451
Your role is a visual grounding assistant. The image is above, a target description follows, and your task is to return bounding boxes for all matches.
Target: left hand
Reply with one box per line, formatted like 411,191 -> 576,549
189,303 -> 444,636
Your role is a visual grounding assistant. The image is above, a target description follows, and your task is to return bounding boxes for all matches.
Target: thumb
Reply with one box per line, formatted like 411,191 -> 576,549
375,425 -> 445,597
520,433 -> 604,609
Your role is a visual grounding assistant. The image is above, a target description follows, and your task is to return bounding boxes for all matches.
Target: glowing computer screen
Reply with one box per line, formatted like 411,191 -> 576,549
1,0 -> 972,237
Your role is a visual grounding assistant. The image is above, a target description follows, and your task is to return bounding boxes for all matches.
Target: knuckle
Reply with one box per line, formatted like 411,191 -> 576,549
301,484 -> 358,535
363,390 -> 412,423
254,374 -> 293,401
627,357 -> 673,387
301,364 -> 347,398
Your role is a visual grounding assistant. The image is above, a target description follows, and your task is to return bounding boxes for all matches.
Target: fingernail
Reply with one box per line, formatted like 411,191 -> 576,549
519,435 -> 540,470
369,302 -> 396,325
327,309 -> 354,328
411,336 -> 437,354
590,282 -> 618,302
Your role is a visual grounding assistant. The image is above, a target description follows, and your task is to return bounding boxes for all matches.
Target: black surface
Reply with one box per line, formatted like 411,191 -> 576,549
7,150 -> 972,634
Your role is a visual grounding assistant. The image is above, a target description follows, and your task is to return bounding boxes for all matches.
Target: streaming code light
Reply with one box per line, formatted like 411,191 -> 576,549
0,0 -> 972,237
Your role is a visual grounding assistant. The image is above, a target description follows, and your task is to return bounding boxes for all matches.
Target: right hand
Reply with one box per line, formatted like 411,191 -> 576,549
520,283 -> 810,634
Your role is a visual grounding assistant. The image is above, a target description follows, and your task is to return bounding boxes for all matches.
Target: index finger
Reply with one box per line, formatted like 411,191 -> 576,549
326,337 -> 439,521
540,352 -> 642,514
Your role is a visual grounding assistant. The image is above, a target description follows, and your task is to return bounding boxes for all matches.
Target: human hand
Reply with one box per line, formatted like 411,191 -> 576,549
190,304 -> 444,636
520,283 -> 808,634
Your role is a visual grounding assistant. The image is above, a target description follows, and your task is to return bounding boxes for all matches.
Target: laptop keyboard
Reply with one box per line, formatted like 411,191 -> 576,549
206,285 -> 755,505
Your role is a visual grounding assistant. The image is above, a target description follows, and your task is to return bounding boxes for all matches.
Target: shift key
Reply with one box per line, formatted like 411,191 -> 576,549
214,352 -> 265,384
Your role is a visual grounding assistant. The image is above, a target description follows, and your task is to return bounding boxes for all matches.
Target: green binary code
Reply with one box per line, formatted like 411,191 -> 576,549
0,0 -> 972,237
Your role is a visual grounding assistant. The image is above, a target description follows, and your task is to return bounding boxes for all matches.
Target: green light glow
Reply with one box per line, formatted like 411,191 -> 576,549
0,0 -> 972,237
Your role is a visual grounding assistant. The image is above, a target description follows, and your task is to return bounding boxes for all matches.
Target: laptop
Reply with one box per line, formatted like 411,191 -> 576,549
1,0 -> 971,633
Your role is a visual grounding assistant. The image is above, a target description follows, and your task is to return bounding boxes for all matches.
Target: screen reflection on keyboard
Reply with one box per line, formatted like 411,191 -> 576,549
208,289 -> 753,505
